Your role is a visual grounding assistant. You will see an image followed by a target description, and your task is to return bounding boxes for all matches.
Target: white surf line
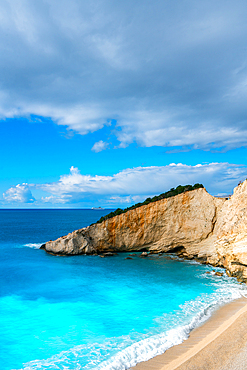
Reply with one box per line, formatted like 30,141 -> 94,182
161,298 -> 247,370
131,297 -> 247,370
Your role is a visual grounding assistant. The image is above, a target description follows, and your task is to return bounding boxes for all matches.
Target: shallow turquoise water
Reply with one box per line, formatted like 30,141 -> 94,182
0,210 -> 246,370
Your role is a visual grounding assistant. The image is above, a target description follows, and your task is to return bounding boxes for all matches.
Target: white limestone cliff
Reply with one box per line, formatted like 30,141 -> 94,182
43,181 -> 247,282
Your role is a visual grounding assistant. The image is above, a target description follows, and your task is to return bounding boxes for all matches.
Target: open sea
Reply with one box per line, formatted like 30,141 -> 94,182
1,209 -> 246,370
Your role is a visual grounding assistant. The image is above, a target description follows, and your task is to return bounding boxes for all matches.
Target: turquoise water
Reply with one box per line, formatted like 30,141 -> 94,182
0,210 -> 246,370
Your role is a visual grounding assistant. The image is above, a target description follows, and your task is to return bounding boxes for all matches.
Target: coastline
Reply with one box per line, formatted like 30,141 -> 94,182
131,296 -> 247,370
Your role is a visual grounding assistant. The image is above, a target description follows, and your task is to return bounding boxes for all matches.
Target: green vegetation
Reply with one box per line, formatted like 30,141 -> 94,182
95,183 -> 204,224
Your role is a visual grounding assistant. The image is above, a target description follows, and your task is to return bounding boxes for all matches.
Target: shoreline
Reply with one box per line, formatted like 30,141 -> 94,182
131,296 -> 247,370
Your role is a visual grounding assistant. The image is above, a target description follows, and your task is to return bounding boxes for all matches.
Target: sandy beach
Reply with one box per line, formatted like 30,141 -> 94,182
131,297 -> 247,370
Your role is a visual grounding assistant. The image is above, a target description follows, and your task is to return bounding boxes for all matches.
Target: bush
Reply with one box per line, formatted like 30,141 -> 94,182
95,183 -> 204,224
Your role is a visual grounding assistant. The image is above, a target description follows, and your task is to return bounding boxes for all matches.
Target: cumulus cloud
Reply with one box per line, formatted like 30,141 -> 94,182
3,184 -> 35,203
3,163 -> 246,206
1,0 -> 247,150
91,140 -> 109,152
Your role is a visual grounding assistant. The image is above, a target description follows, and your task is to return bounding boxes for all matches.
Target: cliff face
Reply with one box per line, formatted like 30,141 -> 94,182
214,180 -> 247,282
43,181 -> 247,282
44,188 -> 224,258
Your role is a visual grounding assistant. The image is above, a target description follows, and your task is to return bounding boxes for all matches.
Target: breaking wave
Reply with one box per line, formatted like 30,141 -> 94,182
20,280 -> 247,370
23,243 -> 43,249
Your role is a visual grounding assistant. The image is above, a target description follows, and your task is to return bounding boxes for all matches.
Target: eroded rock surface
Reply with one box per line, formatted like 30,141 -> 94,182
215,180 -> 247,282
43,181 -> 247,282
44,187 -> 223,258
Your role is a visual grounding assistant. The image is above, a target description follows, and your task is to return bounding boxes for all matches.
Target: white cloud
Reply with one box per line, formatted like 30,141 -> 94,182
3,184 -> 35,203
115,109 -> 247,150
3,163 -> 246,206
107,195 -> 150,205
91,140 -> 109,152
1,1 -> 247,150
41,195 -> 72,204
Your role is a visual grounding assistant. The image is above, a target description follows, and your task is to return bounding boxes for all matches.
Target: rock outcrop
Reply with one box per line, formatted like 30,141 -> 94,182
214,181 -> 247,282
43,181 -> 247,282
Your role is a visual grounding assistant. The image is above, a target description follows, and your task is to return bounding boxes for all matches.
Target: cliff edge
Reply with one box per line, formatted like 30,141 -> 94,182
43,181 -> 247,282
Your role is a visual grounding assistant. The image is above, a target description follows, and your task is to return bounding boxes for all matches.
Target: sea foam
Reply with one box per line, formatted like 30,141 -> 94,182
20,280 -> 246,370
23,243 -> 44,249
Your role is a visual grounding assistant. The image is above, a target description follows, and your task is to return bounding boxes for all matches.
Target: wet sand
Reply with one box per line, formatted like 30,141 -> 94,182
131,297 -> 247,370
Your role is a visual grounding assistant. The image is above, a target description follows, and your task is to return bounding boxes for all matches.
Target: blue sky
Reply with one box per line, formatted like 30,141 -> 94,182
1,0 -> 247,208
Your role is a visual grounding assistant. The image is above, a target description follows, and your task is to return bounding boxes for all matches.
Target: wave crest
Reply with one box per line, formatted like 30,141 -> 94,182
23,243 -> 43,249
21,283 -> 246,370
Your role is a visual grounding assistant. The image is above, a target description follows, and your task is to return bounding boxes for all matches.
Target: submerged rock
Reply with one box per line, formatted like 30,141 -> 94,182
140,252 -> 148,257
215,272 -> 224,277
103,252 -> 117,257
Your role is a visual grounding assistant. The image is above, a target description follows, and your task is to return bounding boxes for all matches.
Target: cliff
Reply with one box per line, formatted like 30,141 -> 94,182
43,181 -> 247,282
214,181 -> 247,282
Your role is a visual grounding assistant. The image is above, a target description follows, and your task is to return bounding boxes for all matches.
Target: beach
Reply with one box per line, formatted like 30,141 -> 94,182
131,297 -> 247,370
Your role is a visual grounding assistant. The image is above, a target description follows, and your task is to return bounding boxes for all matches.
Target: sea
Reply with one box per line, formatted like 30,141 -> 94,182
1,209 -> 247,370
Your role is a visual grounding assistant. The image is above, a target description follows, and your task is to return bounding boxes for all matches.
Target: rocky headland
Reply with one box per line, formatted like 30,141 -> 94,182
42,180 -> 247,282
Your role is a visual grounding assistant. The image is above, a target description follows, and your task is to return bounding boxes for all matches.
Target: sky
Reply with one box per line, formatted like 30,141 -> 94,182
1,0 -> 247,208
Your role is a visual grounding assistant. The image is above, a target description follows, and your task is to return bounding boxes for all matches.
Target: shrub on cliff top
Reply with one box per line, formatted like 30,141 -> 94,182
95,183 -> 204,224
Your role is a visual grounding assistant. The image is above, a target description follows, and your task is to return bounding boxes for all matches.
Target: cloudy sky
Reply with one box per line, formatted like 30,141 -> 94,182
1,0 -> 247,207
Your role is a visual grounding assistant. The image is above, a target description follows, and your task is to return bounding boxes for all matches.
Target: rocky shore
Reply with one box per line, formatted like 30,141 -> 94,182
42,180 -> 247,282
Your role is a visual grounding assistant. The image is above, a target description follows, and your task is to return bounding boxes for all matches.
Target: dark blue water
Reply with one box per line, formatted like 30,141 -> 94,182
0,210 -> 245,370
